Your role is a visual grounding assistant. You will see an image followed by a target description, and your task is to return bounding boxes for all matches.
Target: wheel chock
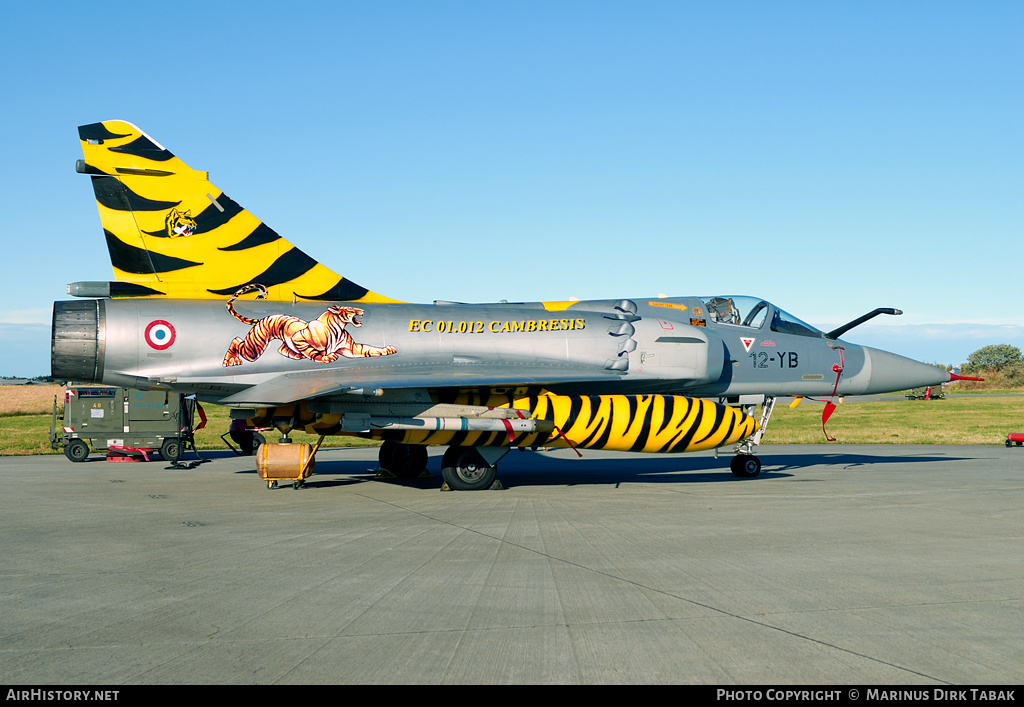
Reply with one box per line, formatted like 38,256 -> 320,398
375,467 -> 398,479
440,479 -> 504,492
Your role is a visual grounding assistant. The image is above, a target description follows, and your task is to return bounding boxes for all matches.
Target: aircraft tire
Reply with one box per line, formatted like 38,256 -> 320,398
441,446 -> 496,491
160,438 -> 182,462
64,439 -> 90,463
730,454 -> 761,478
379,440 -> 428,478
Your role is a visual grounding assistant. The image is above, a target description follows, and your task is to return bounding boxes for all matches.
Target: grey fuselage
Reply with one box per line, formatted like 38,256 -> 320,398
52,293 -> 949,406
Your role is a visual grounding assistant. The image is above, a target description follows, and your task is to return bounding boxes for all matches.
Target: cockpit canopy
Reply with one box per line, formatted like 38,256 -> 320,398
701,296 -> 823,338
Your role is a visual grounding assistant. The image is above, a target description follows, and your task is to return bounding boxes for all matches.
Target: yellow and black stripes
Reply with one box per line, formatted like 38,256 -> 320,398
531,394 -> 747,453
401,393 -> 756,453
77,120 -> 400,303
102,228 -> 200,275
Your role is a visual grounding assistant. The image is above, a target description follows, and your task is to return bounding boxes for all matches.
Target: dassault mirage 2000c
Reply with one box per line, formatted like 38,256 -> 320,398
52,121 -> 967,489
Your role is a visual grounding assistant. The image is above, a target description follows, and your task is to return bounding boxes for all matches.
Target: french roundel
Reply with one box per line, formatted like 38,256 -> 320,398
144,320 -> 176,350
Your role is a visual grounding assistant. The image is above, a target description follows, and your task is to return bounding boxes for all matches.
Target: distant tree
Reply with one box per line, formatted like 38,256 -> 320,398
962,344 -> 1024,373
1004,362 -> 1024,387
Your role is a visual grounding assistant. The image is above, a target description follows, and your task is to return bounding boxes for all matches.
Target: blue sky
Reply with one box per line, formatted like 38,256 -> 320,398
2,1 -> 1021,376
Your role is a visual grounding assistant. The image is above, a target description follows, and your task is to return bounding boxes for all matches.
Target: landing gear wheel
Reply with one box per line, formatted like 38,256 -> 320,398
441,447 -> 497,491
159,438 -> 181,462
379,440 -> 428,478
64,439 -> 89,463
730,454 -> 761,478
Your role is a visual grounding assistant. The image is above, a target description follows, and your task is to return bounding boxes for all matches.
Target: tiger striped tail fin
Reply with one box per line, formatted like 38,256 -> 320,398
74,120 -> 400,303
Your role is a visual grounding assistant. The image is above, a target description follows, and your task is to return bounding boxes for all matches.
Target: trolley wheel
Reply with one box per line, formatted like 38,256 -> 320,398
159,438 -> 182,462
64,439 -> 90,463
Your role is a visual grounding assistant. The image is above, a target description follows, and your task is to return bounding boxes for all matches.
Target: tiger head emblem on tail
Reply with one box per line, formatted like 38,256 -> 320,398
223,285 -> 397,366
165,208 -> 197,238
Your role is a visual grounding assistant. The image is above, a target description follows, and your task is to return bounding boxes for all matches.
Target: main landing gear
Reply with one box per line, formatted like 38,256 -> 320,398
441,447 -> 497,491
728,395 -> 776,478
378,440 -> 429,479
377,442 -> 508,490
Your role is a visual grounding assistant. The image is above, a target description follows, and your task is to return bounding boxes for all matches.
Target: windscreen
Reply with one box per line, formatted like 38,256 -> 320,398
769,307 -> 823,338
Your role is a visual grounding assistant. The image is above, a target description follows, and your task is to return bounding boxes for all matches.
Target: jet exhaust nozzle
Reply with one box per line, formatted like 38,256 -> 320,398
51,300 -> 105,383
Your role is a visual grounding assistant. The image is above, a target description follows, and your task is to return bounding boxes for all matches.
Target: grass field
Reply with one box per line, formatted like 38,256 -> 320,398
763,395 -> 1024,445
2,383 -> 1022,456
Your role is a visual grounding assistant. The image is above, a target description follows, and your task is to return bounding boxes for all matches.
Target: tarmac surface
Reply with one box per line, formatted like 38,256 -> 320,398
1,443 -> 1021,685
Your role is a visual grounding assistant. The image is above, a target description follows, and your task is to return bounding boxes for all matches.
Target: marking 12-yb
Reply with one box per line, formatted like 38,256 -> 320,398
750,351 -> 799,368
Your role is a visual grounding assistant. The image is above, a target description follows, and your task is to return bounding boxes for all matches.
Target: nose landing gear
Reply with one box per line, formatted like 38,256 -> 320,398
728,395 -> 774,478
730,454 -> 762,478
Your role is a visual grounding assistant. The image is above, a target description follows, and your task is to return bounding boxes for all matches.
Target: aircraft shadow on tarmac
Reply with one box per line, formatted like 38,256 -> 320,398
753,450 -> 976,474
210,448 -> 977,491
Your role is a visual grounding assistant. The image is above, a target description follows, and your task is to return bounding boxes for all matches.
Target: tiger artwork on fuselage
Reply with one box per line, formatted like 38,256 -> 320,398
164,208 -> 197,238
222,284 -> 398,366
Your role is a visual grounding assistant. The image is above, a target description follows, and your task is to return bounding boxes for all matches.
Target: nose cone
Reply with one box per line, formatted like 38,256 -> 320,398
860,347 -> 949,394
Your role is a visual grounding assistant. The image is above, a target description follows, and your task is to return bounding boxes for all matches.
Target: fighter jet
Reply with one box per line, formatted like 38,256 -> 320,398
52,121 -> 965,488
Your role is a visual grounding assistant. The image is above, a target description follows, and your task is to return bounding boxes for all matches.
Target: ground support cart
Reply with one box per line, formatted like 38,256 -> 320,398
50,386 -> 197,463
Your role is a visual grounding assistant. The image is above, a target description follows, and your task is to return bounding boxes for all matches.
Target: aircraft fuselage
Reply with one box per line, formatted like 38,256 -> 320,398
52,293 -> 948,406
